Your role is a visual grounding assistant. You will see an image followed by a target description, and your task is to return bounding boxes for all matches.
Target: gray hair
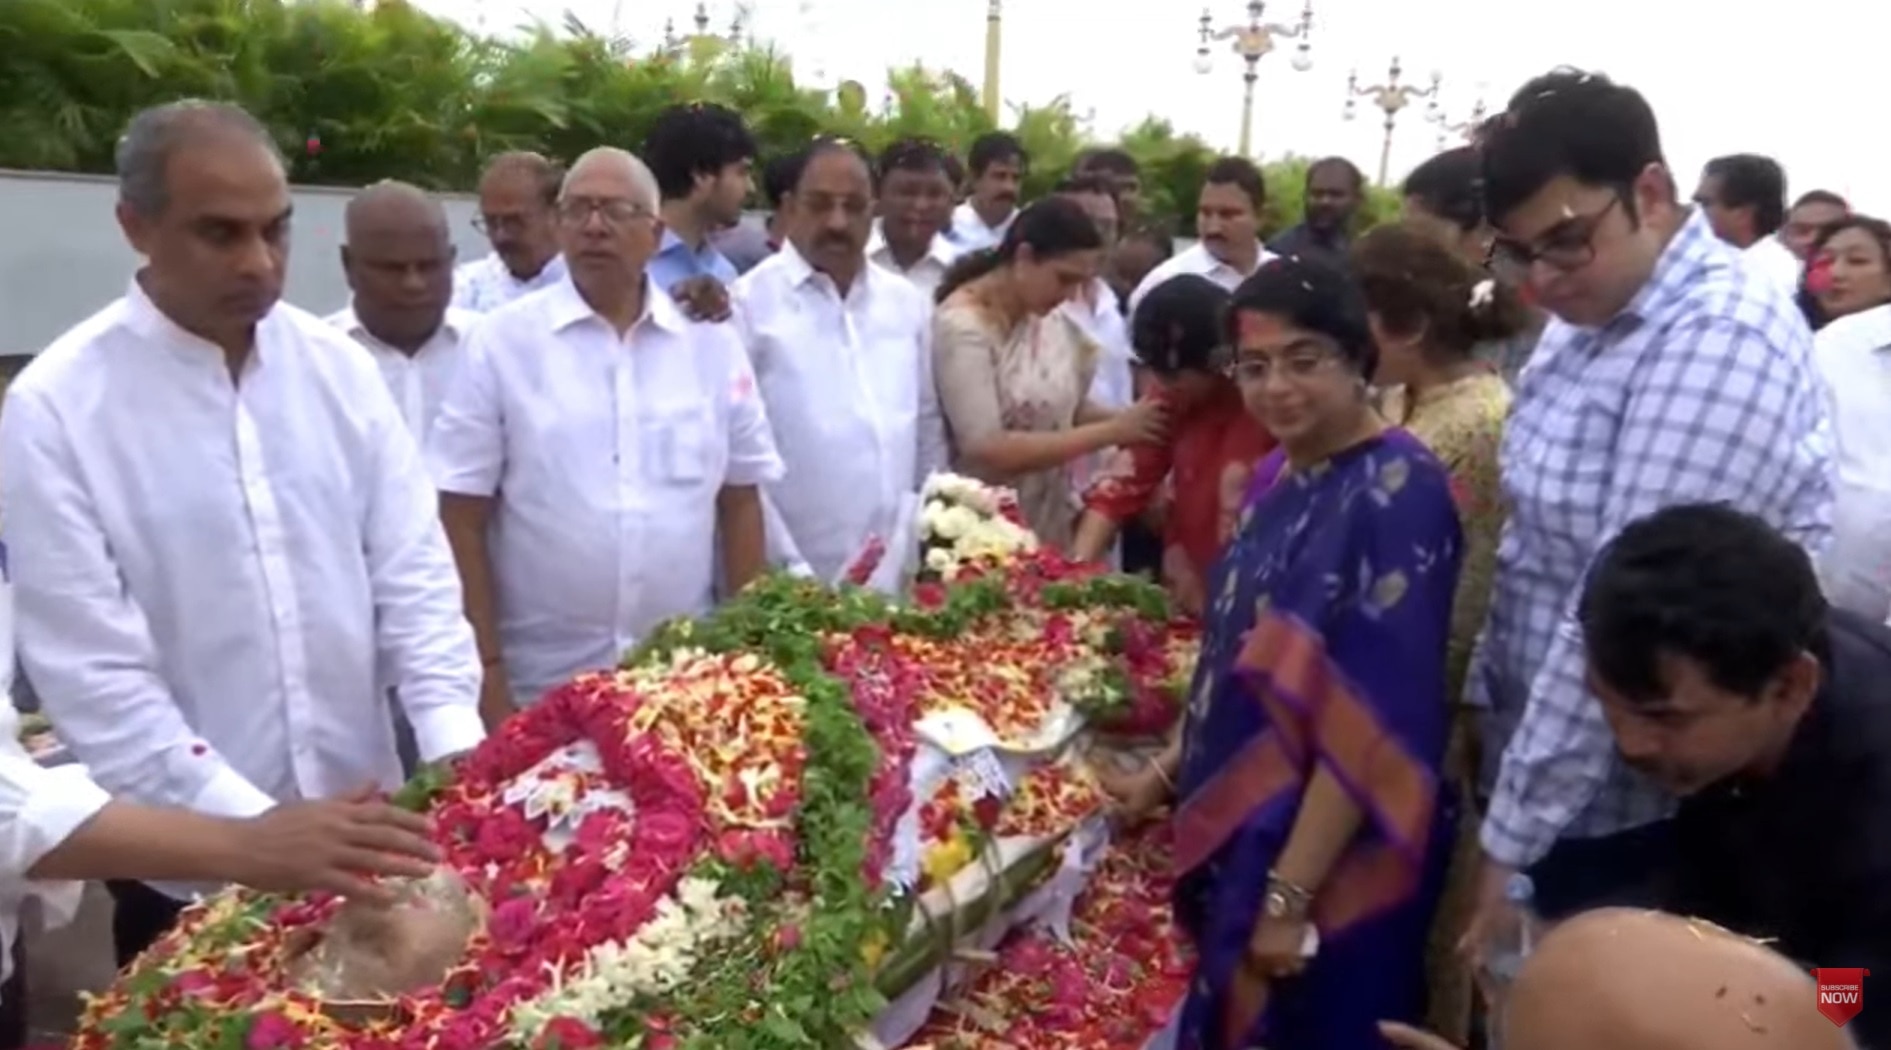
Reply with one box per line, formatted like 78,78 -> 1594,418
116,100 -> 282,217
562,147 -> 661,212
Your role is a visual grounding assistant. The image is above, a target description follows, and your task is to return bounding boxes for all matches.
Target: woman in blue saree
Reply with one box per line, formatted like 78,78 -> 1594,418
1105,257 -> 1464,1048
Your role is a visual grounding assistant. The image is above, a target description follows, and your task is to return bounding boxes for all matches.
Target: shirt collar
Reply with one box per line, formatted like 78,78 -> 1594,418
545,274 -> 686,335
122,273 -> 275,367
867,222 -> 956,269
331,304 -> 473,352
1610,207 -> 1719,330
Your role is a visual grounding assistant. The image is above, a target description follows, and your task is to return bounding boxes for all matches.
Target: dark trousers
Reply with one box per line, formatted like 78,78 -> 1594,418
1120,518 -> 1163,579
1523,820 -> 1675,921
105,880 -> 188,969
0,939 -> 25,1050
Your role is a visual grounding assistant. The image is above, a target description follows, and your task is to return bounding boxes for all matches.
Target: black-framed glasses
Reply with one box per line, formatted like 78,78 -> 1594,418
1486,194 -> 1623,282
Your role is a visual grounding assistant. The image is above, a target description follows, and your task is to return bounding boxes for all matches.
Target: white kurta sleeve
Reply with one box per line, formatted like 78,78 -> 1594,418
358,375 -> 485,762
718,330 -> 785,488
427,326 -> 506,498
0,385 -> 275,818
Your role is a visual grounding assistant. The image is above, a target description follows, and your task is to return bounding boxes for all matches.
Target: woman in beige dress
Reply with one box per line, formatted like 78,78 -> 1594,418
932,197 -> 1165,547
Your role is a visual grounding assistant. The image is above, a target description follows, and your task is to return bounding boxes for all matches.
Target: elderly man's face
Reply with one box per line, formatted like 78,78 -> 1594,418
557,163 -> 660,286
118,133 -> 290,339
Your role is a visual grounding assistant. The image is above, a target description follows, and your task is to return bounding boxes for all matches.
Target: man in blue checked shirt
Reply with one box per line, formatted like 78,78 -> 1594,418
1459,70 -> 1834,961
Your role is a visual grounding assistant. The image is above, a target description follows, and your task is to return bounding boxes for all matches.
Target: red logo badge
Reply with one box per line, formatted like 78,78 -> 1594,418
1816,968 -> 1870,1028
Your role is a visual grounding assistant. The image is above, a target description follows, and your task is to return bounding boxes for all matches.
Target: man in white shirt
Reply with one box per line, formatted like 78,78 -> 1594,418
451,152 -> 569,313
1127,156 -> 1275,315
1694,154 -> 1802,301
1810,300 -> 1891,620
431,147 -> 783,724
732,138 -> 949,583
0,101 -> 484,964
330,181 -> 477,440
868,139 -> 961,300
948,132 -> 1026,251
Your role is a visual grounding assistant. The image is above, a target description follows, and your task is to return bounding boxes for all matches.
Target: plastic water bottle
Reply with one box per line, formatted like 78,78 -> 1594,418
1480,873 -> 1538,1048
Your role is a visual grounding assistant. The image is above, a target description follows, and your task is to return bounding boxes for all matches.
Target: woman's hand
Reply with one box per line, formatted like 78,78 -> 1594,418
1243,914 -> 1311,979
1109,396 -> 1170,446
1092,758 -> 1171,823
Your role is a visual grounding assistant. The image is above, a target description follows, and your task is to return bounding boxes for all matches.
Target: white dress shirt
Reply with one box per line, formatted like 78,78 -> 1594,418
0,568 -> 109,985
450,253 -> 569,314
866,223 -> 961,302
948,201 -> 1015,252
0,281 -> 483,897
732,245 -> 949,582
1743,235 -> 1806,303
429,277 -> 785,704
1812,303 -> 1891,620
326,306 -> 479,438
1126,241 -> 1274,317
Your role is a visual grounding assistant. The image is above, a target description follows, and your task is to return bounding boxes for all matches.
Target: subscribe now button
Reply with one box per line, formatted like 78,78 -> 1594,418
1816,968 -> 1872,1027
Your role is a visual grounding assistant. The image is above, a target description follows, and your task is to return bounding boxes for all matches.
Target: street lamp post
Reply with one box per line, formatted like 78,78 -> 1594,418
1344,56 -> 1440,186
1192,0 -> 1314,158
1431,95 -> 1489,151
983,0 -> 1004,122
664,2 -> 746,53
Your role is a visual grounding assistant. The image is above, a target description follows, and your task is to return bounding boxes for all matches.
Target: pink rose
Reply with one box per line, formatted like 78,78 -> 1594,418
245,1011 -> 305,1050
532,1017 -> 604,1050
489,896 -> 540,948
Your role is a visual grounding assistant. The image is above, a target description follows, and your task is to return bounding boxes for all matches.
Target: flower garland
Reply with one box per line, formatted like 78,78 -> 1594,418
918,473 -> 1039,579
903,822 -> 1194,1049
76,539 -> 1190,1050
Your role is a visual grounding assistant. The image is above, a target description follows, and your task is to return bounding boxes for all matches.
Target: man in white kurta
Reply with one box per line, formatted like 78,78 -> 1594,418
0,101 -> 483,963
329,181 -> 479,440
431,148 -> 784,716
733,140 -> 950,583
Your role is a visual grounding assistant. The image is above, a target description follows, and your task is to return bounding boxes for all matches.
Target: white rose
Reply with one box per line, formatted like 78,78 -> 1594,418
936,504 -> 980,540
925,547 -> 955,572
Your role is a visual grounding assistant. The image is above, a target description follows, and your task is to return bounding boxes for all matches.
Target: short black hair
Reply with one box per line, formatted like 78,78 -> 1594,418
878,138 -> 953,187
1579,503 -> 1826,706
761,152 -> 804,211
1793,189 -> 1849,212
1076,147 -> 1139,178
1204,156 -> 1266,212
1225,255 -> 1375,379
1703,154 -> 1787,236
1401,147 -> 1481,232
794,135 -> 875,191
1481,69 -> 1664,225
967,132 -> 1027,177
640,102 -> 757,202
1307,156 -> 1365,190
1053,173 -> 1117,200
1131,274 -> 1229,375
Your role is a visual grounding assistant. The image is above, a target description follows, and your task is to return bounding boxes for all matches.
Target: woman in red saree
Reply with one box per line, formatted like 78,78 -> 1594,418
1069,274 -> 1275,615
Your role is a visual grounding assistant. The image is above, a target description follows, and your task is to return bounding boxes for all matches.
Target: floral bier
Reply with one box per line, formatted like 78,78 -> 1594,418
69,474 -> 1201,1050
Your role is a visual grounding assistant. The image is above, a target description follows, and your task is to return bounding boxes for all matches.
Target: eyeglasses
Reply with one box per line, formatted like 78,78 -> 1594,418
556,198 -> 657,227
1224,344 -> 1342,384
1486,194 -> 1623,282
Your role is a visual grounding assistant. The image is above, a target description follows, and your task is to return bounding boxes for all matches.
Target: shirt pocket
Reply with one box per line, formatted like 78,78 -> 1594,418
640,406 -> 717,486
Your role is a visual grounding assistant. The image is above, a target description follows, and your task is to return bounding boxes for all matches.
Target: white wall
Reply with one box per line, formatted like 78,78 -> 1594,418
0,169 -> 488,357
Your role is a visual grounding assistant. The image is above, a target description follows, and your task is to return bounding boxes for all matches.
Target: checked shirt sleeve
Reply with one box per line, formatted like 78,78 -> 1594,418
1482,313 -> 1832,867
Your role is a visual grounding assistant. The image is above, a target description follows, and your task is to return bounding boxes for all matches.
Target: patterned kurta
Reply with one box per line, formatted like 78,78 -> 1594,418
932,302 -> 1097,549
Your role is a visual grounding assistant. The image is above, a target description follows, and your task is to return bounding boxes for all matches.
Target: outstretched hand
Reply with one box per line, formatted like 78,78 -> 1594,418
234,785 -> 439,905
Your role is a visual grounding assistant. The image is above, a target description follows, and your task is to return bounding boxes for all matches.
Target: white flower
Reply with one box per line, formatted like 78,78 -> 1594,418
924,547 -> 954,573
1469,278 -> 1495,309
935,505 -> 981,541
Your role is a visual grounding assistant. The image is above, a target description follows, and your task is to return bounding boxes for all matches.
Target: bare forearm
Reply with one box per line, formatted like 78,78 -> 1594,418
1075,400 -> 1115,426
718,486 -> 768,593
1272,767 -> 1364,891
1071,510 -> 1123,564
28,803 -> 246,884
962,422 -> 1121,478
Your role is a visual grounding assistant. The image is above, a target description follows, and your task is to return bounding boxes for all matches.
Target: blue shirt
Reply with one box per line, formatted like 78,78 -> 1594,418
1475,208 -> 1833,867
647,229 -> 738,295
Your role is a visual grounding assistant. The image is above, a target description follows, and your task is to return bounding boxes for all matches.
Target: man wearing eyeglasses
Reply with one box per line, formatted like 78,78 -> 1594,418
1459,70 -> 1832,969
450,152 -> 568,314
430,147 -> 782,727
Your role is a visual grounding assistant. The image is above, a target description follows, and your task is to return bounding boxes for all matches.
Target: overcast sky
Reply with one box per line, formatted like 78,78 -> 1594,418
413,0 -> 1889,216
